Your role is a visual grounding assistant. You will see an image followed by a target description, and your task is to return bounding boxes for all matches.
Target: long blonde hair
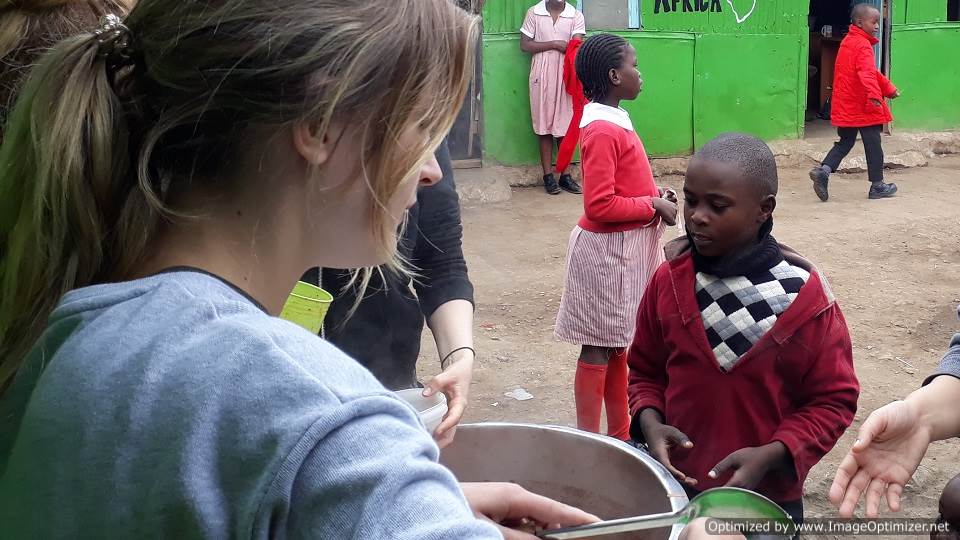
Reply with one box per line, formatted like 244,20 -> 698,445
0,0 -> 479,391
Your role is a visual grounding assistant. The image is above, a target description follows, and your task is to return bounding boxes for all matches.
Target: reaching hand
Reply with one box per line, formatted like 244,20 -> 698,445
829,400 -> 932,518
892,91 -> 901,99
461,482 -> 599,539
640,410 -> 697,486
423,352 -> 475,448
709,442 -> 789,491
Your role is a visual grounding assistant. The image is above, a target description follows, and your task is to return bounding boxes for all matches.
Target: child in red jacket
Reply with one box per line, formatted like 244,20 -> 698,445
629,133 -> 860,524
809,3 -> 900,201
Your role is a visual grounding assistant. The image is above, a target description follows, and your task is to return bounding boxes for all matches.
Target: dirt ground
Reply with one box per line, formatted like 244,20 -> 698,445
424,155 -> 960,525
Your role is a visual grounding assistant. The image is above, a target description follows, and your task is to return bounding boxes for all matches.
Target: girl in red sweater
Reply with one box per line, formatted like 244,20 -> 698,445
555,34 -> 678,440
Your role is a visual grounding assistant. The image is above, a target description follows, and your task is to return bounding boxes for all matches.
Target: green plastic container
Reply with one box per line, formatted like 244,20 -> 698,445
279,281 -> 334,334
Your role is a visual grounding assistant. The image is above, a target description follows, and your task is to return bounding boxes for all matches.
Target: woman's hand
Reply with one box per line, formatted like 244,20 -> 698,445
423,349 -> 475,448
829,399 -> 932,517
461,482 -> 599,539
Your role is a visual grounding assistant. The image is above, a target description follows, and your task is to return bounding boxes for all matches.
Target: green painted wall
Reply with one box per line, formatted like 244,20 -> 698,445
620,32 -> 696,156
893,0 -> 908,24
692,33 -> 804,147
480,0 -> 808,165
890,24 -> 960,129
905,0 -> 947,23
641,0 -> 806,33
481,31 -> 696,164
479,0 -> 960,166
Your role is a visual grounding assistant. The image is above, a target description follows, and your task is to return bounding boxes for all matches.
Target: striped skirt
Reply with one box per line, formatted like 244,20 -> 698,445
555,223 -> 666,348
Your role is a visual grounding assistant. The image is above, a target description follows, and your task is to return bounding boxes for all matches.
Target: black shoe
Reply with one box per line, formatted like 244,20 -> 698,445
558,173 -> 582,194
868,182 -> 898,199
543,173 -> 561,195
809,167 -> 829,202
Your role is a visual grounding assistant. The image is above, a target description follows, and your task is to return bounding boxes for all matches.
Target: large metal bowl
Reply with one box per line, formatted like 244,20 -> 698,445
441,423 -> 687,540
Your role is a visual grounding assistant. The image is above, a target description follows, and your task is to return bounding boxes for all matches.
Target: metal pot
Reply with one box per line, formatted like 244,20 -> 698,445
441,423 -> 687,540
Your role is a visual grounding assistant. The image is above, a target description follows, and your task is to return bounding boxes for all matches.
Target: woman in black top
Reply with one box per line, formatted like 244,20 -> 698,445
303,140 -> 475,447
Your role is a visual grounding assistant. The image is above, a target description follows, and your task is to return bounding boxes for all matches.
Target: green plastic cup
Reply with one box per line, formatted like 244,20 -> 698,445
279,281 -> 334,334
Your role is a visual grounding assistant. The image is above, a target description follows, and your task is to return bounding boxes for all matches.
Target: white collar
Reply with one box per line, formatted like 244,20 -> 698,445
580,102 -> 634,131
533,0 -> 576,18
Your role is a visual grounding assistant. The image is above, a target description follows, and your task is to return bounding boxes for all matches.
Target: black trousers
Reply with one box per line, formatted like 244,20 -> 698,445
822,125 -> 884,183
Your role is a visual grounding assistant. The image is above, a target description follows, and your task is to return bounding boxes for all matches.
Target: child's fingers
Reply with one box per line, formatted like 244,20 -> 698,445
708,452 -> 740,480
651,440 -> 692,484
665,427 -> 693,448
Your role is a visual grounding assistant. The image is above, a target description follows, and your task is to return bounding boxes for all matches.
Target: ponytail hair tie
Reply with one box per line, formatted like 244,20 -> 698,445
93,13 -> 136,73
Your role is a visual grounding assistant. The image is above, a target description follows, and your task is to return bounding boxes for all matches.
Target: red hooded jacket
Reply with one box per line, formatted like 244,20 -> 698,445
831,25 -> 898,127
627,245 -> 859,502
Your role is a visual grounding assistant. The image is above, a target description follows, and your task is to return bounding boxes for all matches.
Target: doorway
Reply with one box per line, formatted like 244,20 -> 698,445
805,0 -> 892,135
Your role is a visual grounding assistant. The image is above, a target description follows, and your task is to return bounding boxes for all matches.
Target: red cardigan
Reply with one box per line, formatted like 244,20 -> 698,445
627,248 -> 859,502
831,25 -> 898,127
578,120 -> 659,233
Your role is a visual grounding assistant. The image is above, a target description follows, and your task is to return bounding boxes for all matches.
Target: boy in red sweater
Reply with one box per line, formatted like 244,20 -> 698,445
628,133 -> 860,524
809,3 -> 900,201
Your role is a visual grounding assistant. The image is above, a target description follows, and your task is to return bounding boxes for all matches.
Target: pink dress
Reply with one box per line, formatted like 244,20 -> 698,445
521,1 -> 586,137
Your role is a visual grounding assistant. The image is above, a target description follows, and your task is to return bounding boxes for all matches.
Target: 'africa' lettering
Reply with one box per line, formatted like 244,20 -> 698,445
654,0 -> 724,13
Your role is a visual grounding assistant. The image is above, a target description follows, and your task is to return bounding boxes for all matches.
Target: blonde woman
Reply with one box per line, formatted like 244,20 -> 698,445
0,1 -> 595,537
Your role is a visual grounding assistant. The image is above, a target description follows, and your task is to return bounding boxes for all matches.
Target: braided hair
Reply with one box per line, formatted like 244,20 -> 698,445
575,33 -> 628,102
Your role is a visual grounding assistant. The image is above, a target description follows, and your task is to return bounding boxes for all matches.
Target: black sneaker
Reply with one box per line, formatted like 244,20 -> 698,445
543,173 -> 561,195
868,182 -> 898,199
809,167 -> 830,202
558,173 -> 582,194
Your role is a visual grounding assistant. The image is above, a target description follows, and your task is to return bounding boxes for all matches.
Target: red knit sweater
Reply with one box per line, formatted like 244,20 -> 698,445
578,119 -> 659,233
628,250 -> 859,502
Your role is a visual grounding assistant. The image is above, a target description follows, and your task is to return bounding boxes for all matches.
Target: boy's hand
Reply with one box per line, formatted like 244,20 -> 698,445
891,91 -> 901,99
639,409 -> 697,486
652,197 -> 679,227
708,442 -> 790,491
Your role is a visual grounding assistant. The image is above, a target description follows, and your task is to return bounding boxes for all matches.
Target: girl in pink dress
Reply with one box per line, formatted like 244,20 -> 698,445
520,0 -> 585,195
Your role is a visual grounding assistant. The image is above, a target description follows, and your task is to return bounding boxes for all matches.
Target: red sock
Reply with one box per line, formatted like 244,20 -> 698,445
604,349 -> 631,441
574,361 -> 606,433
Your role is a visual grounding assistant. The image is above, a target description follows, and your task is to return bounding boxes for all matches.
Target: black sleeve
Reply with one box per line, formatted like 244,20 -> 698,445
410,139 -> 474,319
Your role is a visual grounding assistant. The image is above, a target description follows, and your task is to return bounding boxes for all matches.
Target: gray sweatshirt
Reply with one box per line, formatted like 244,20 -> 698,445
0,270 -> 499,539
